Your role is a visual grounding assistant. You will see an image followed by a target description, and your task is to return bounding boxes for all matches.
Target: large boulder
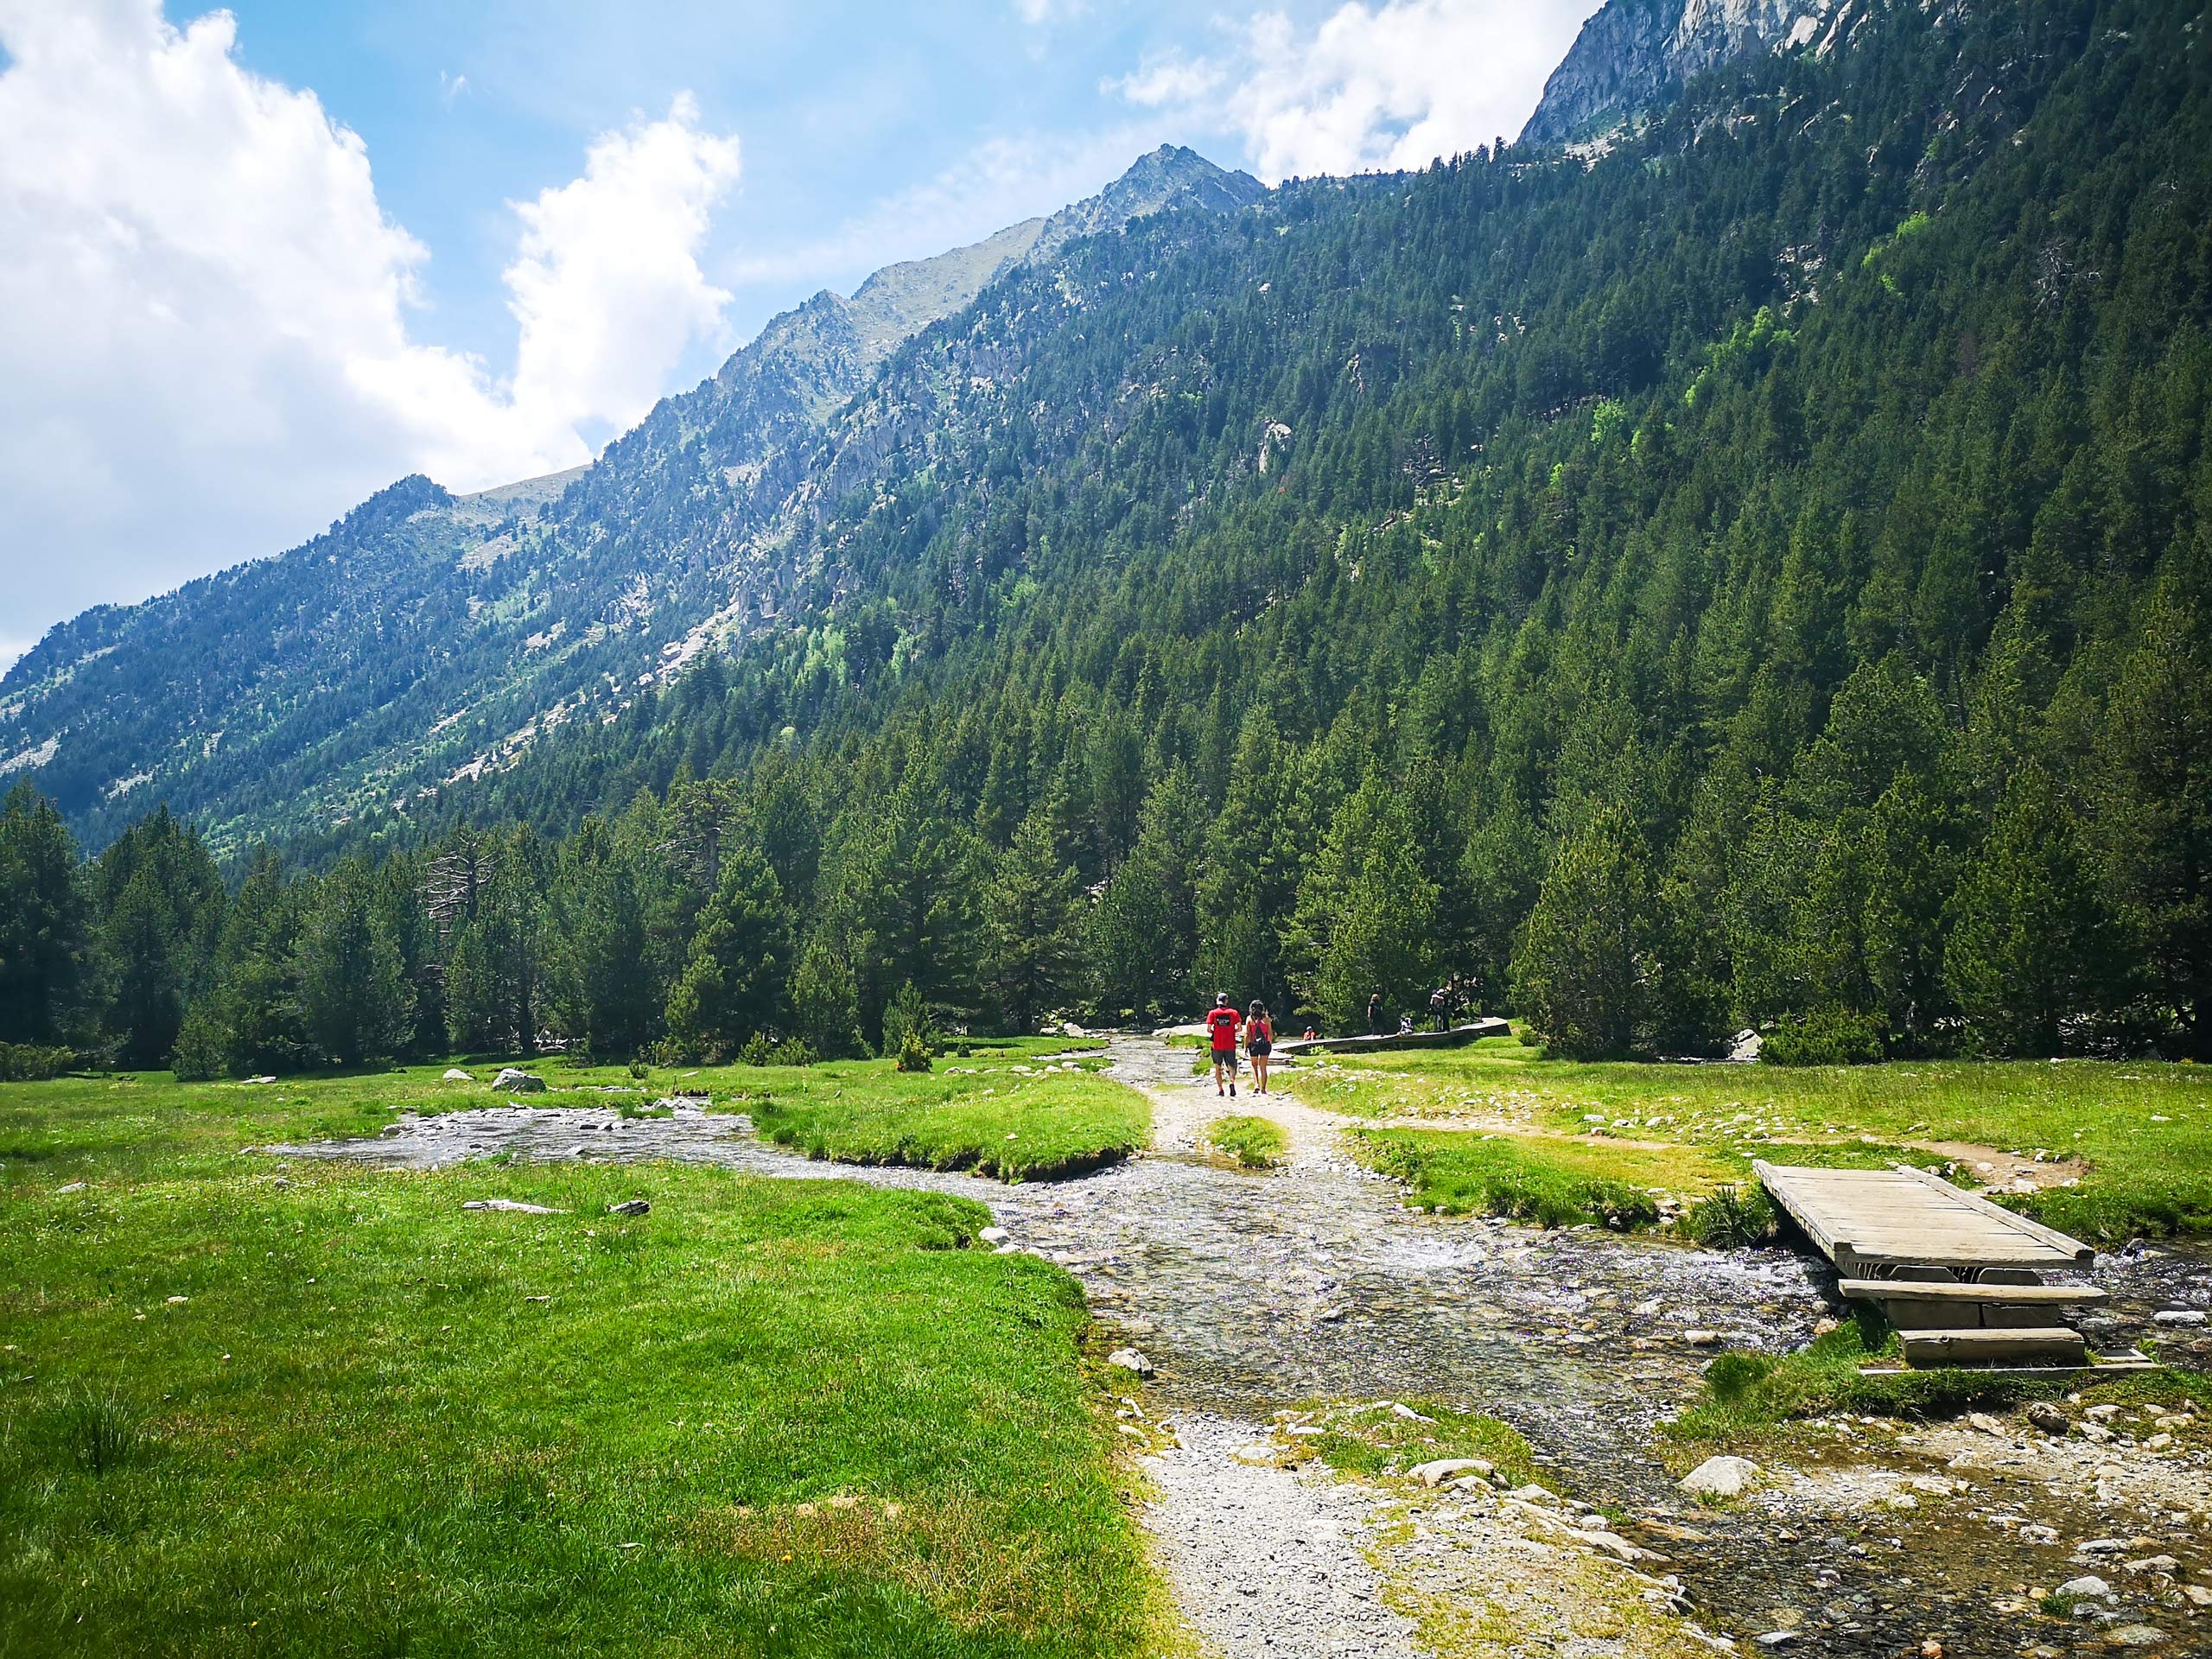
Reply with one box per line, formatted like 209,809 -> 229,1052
442,1068 -> 475,1081
491,1068 -> 545,1094
1678,1455 -> 1759,1499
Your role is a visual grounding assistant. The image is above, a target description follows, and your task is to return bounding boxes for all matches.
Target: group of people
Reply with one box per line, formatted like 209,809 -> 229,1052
1203,993 -> 1275,1096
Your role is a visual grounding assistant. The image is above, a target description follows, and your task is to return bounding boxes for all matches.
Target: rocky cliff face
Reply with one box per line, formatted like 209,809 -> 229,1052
1521,0 -> 1857,146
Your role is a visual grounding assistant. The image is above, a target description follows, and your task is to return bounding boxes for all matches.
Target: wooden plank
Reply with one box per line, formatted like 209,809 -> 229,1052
1889,1163 -> 2094,1264
1754,1162 -> 2090,1276
1837,1279 -> 2104,1305
1898,1326 -> 2088,1369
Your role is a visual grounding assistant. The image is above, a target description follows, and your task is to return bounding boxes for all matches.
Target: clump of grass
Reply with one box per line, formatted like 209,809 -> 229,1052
1207,1116 -> 1288,1169
52,1384 -> 147,1476
1664,1308 -> 2082,1445
1294,1398 -> 1536,1484
1681,1185 -> 1779,1249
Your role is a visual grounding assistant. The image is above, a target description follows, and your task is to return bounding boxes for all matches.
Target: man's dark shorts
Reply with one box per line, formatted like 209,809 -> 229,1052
1211,1046 -> 1237,1071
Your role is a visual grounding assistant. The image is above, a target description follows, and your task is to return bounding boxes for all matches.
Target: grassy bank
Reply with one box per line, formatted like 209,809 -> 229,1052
1663,1311 -> 2212,1453
1353,1128 -> 1729,1230
0,1152 -> 1166,1656
0,1038 -> 1132,1191
1296,1037 -> 2212,1242
742,1053 -> 1144,1182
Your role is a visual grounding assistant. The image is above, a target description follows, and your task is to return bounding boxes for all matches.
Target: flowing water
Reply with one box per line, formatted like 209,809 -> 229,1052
266,1035 -> 2212,1656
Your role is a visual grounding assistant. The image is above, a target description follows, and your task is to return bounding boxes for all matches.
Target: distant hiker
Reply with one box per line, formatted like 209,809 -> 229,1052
1205,993 -> 1243,1097
1398,1011 -> 1414,1035
1366,991 -> 1385,1036
1245,1001 -> 1274,1095
1302,1025 -> 1317,1041
1428,984 -> 1450,1029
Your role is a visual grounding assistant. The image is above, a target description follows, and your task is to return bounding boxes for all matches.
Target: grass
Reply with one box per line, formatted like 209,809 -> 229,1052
0,1151 -> 1168,1656
1287,1398 -> 1537,1485
1662,1307 -> 2212,1452
1353,1128 -> 1722,1230
1297,1034 -> 2212,1243
1204,1116 -> 1287,1169
739,1055 -> 1144,1183
0,1038 -> 1128,1191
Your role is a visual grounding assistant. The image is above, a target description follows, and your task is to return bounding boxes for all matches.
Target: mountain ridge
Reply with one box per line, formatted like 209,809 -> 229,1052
0,145 -> 1262,851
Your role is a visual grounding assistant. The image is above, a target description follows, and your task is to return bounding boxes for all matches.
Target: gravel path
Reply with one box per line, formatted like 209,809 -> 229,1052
1140,1412 -> 1423,1658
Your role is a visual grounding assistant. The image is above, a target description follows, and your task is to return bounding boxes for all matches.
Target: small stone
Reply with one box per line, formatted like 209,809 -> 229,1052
2152,1310 -> 2207,1326
2105,1627 -> 2166,1649
1885,1493 -> 1919,1511
54,1181 -> 86,1194
2182,1585 -> 2212,1609
442,1068 -> 474,1081
979,1226 -> 1009,1245
165,1294 -> 188,1305
2056,1574 -> 2110,1598
1755,1634 -> 1797,1649
1910,1476 -> 1956,1496
491,1068 -> 546,1094
606,1199 -> 650,1217
1967,1411 -> 2005,1435
2020,1524 -> 2061,1546
2145,1433 -> 2172,1450
2086,1404 -> 2124,1421
462,1198 -> 565,1215
2077,1421 -> 2115,1444
1683,1330 -> 1722,1346
2026,1402 -> 2070,1434
2078,1540 -> 2127,1556
2124,1555 -> 2178,1575
1679,1456 -> 1759,1499
1408,1458 -> 1494,1487
1106,1347 -> 1154,1378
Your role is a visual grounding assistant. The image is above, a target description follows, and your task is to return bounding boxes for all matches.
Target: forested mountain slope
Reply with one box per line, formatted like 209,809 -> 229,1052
4,0 -> 2208,1075
0,148 -> 1261,854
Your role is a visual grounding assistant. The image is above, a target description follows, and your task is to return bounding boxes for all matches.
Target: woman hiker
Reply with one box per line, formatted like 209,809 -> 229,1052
1245,1000 -> 1274,1095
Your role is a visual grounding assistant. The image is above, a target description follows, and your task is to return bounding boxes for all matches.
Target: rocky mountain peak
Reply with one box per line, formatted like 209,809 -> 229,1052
1521,0 -> 1860,147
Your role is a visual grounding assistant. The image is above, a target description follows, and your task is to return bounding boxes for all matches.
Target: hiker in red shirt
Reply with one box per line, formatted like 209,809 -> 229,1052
1205,992 -> 1243,1097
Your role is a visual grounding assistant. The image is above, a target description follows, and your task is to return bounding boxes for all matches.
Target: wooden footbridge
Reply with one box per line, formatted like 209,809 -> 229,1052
1753,1161 -> 2144,1372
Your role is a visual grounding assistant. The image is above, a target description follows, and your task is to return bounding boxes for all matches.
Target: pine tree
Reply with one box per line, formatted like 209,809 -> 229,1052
92,807 -> 224,1066
1090,765 -> 1206,1020
298,857 -> 410,1066
790,932 -> 865,1057
984,798 -> 1084,1033
1944,764 -> 2131,1056
1514,806 -> 1655,1060
0,784 -> 89,1045
664,842 -> 790,1059
1286,777 -> 1442,1033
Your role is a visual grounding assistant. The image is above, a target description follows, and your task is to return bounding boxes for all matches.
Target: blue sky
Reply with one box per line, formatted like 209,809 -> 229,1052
0,0 -> 1600,666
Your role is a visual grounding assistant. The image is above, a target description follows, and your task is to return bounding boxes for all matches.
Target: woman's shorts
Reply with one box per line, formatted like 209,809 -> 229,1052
1246,1040 -> 1271,1058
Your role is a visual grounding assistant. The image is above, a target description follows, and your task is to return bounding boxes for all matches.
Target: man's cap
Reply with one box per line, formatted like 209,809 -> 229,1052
1215,992 -> 1229,1005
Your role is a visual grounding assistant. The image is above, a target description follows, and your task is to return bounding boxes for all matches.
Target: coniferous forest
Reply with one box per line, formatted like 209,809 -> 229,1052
3,0 -> 2209,1072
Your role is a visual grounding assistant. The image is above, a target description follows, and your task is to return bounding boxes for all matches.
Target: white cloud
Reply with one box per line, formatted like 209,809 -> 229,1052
1012,0 -> 1088,22
1103,50 -> 1226,108
0,0 -> 741,644
440,69 -> 468,105
1107,0 -> 1595,182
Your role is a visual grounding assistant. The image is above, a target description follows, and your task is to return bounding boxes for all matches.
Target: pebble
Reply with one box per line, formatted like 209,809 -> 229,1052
461,1198 -> 565,1215
2152,1310 -> 2206,1325
2056,1574 -> 2111,1598
2026,1401 -> 2070,1434
606,1199 -> 651,1217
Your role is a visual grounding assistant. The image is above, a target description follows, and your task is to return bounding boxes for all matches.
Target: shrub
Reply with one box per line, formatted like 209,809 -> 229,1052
0,1041 -> 77,1082
741,1033 -> 774,1066
770,1038 -> 818,1066
627,1059 -> 650,1080
1760,1008 -> 1887,1065
895,1030 -> 933,1073
1683,1185 -> 1780,1249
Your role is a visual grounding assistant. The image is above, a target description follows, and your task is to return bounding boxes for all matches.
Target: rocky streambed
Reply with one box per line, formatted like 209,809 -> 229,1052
263,1037 -> 2212,1656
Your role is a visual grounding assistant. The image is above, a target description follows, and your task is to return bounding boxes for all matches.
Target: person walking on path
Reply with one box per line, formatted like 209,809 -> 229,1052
1366,991 -> 1385,1037
1205,993 -> 1243,1097
1245,1001 -> 1274,1095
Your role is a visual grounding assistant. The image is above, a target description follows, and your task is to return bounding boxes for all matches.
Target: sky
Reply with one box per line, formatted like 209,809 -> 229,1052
0,0 -> 1602,672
